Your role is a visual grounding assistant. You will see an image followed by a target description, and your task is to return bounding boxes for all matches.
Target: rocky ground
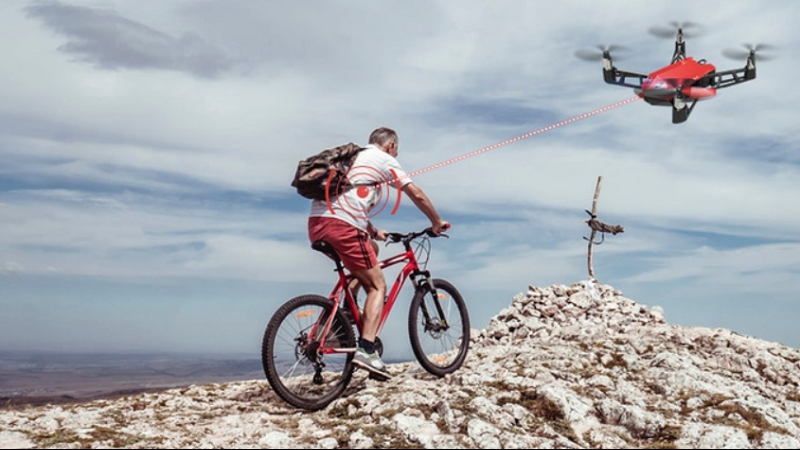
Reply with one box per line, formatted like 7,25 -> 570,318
1,280 -> 799,449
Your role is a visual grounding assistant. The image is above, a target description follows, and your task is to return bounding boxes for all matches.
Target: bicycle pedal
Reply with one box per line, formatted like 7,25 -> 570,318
367,371 -> 391,382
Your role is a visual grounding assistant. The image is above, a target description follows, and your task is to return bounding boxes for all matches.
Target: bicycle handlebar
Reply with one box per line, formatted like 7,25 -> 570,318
385,223 -> 450,245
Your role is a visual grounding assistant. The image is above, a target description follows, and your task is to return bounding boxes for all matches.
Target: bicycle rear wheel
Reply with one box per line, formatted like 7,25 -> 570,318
262,294 -> 356,410
408,278 -> 470,376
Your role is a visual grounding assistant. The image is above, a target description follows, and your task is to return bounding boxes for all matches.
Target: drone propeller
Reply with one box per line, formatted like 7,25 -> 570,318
648,21 -> 704,39
574,45 -> 627,62
722,43 -> 777,61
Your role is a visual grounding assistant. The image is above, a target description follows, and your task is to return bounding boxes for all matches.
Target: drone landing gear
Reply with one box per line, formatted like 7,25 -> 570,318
671,95 -> 697,124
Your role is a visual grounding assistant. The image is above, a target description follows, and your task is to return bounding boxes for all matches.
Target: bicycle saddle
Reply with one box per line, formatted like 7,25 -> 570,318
311,240 -> 341,263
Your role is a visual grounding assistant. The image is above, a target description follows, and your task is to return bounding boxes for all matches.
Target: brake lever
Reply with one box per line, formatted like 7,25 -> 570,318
385,232 -> 403,245
425,229 -> 450,238
429,223 -> 451,237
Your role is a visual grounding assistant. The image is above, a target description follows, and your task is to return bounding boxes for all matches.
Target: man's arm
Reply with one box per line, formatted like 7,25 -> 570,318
401,183 -> 448,234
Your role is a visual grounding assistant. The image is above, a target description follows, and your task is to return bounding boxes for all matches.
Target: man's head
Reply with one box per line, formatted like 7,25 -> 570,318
369,127 -> 399,157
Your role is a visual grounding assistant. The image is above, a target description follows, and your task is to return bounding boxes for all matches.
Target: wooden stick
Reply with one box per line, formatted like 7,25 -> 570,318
587,176 -> 603,279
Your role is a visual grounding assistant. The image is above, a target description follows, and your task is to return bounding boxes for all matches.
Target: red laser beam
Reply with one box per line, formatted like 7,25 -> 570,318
408,96 -> 641,179
326,96 -> 641,217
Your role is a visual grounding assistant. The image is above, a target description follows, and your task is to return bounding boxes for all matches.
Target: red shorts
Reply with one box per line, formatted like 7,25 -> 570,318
308,217 -> 377,272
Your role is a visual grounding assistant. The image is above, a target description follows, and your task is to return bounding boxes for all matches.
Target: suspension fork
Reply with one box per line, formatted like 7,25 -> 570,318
411,270 -> 448,330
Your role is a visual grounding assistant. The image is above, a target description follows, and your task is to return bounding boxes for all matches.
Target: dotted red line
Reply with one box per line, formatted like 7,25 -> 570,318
343,95 -> 642,218
407,96 -> 641,178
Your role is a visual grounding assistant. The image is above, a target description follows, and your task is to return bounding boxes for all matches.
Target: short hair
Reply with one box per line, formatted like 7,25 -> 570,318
368,127 -> 398,148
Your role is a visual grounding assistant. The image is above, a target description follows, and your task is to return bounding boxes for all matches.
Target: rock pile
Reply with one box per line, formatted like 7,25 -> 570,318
2,281 -> 799,448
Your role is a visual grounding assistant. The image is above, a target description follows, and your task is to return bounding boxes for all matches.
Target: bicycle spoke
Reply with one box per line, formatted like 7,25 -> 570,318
408,279 -> 470,376
262,295 -> 355,410
265,227 -> 465,409
420,295 -> 460,361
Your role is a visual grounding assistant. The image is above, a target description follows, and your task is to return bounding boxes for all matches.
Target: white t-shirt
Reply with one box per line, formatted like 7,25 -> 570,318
309,144 -> 413,230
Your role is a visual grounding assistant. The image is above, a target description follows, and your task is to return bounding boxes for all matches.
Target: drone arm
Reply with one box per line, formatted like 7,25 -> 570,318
707,55 -> 756,89
604,67 -> 648,88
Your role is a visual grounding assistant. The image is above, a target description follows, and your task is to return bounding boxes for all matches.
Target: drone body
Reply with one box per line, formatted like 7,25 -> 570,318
587,26 -> 761,123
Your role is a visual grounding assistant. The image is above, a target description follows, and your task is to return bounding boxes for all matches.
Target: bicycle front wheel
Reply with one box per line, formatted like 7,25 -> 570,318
261,294 -> 356,410
408,278 -> 470,376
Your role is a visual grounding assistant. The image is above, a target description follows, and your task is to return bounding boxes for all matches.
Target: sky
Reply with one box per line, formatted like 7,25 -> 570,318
2,0 -> 799,361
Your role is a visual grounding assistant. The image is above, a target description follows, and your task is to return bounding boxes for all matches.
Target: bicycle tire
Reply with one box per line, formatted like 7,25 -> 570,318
262,294 -> 356,410
408,278 -> 470,376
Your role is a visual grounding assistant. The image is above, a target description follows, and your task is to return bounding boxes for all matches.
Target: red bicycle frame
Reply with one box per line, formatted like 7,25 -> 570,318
312,240 -> 423,355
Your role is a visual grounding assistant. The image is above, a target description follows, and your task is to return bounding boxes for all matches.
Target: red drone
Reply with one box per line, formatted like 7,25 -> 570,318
577,22 -> 774,123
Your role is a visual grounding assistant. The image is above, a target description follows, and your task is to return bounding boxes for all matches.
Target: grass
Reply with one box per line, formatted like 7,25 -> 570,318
674,389 -> 791,446
27,429 -> 84,448
601,352 -> 629,370
517,389 -> 579,443
715,402 -> 788,444
27,426 -> 154,448
646,424 -> 683,448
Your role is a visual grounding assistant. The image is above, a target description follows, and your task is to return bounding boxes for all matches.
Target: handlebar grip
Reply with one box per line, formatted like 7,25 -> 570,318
426,223 -> 450,237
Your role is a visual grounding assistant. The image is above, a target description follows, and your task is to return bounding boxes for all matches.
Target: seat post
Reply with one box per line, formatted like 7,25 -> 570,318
311,240 -> 345,272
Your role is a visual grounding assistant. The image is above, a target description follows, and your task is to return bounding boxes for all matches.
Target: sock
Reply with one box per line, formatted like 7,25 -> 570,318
358,338 -> 375,354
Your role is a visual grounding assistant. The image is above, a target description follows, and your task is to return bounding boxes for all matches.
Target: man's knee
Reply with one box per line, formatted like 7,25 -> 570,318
364,276 -> 386,294
355,266 -> 386,293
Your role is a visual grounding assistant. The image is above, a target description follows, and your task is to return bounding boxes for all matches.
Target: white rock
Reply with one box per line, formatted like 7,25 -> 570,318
1,282 -> 799,449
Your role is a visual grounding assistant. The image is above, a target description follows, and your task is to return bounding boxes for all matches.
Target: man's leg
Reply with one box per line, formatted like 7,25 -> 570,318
311,218 -> 390,378
351,263 -> 386,343
350,264 -> 392,380
347,240 -> 380,302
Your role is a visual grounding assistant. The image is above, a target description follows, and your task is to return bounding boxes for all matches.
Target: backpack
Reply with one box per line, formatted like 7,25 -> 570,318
290,143 -> 366,201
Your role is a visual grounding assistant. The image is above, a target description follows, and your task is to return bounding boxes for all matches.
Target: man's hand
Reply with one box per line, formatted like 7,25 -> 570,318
431,221 -> 450,236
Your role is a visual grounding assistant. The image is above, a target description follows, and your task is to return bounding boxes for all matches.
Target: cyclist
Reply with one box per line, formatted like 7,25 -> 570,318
307,126 -> 449,380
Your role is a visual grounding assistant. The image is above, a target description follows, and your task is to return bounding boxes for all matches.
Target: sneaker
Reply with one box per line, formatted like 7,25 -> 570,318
352,348 -> 391,381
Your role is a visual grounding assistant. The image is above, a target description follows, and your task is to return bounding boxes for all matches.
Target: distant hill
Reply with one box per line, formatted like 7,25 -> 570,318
0,351 -> 262,406
1,281 -> 799,449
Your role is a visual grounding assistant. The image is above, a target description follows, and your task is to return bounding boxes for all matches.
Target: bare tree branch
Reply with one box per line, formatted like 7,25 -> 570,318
584,176 -> 624,280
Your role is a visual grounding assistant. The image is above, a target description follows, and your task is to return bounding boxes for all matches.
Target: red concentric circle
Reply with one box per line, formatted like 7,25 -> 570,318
326,165 -> 401,220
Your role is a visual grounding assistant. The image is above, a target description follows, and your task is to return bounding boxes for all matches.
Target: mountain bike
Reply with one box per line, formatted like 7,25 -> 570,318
261,225 -> 470,410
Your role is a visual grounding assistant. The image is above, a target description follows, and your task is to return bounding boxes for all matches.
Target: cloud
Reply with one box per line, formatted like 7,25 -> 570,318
0,188 -> 321,281
623,242 -> 800,287
24,0 -> 238,78
2,0 -> 800,353
1,262 -> 25,275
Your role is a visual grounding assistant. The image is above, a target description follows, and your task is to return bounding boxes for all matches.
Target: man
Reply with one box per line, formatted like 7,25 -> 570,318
308,127 -> 448,380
